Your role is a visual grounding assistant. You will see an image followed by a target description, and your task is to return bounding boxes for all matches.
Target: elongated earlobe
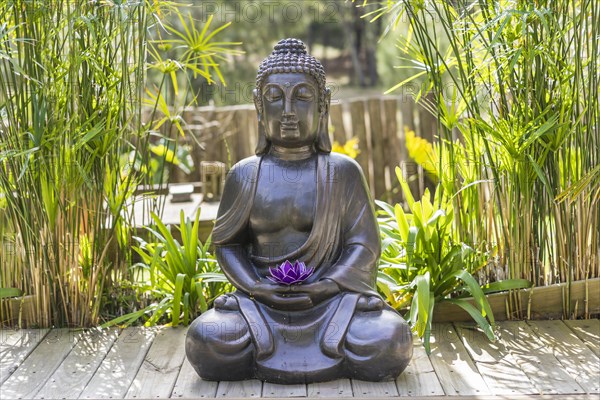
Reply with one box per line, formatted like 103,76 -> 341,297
315,88 -> 332,153
254,88 -> 269,155
255,113 -> 269,155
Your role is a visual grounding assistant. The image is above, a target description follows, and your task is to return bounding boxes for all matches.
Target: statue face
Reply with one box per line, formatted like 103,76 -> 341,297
260,73 -> 320,148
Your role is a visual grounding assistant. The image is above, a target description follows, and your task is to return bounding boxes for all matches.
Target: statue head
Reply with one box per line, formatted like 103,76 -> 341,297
253,38 -> 331,155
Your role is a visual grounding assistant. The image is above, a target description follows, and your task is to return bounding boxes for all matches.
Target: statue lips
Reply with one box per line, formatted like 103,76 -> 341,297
281,122 -> 300,139
280,119 -> 300,138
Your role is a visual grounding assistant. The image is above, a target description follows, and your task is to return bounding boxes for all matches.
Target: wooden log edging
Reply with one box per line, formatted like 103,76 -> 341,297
433,277 -> 600,322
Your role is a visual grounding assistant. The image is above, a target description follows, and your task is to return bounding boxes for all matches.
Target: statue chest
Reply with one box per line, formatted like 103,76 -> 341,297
249,158 -> 317,235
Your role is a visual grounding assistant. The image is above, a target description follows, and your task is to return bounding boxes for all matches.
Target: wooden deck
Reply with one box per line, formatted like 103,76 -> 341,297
1,320 -> 598,400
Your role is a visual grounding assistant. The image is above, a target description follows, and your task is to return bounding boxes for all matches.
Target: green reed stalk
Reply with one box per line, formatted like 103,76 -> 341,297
0,1 -> 241,327
372,0 -> 598,301
0,0 -> 152,327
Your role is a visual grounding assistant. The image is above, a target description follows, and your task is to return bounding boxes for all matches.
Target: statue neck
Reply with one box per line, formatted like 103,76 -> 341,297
270,144 -> 315,161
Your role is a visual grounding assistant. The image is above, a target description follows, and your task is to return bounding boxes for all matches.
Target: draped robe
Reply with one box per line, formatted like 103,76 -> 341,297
210,152 -> 389,382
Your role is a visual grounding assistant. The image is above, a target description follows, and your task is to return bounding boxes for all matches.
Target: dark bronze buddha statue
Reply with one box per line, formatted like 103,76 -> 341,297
186,38 -> 412,384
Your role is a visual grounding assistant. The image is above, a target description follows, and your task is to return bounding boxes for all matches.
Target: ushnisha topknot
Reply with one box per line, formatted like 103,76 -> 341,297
255,38 -> 327,113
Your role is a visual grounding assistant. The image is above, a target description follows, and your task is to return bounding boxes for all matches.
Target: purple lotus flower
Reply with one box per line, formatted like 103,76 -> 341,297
268,260 -> 314,285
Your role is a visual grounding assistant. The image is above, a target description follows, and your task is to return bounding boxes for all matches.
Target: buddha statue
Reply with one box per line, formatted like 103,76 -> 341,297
186,38 -> 412,384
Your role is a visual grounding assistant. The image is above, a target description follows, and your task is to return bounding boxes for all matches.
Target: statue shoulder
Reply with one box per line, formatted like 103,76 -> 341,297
224,155 -> 261,186
216,155 -> 261,224
324,152 -> 365,179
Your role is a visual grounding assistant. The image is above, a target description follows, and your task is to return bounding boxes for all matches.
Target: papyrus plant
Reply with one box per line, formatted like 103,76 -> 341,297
0,1 -> 239,327
364,0 -> 598,317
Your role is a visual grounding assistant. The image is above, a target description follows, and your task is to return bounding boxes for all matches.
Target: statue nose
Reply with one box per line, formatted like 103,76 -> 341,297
281,112 -> 297,122
283,97 -> 295,116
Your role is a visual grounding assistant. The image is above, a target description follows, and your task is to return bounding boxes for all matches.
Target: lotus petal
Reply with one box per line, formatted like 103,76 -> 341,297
268,259 -> 315,286
269,266 -> 285,280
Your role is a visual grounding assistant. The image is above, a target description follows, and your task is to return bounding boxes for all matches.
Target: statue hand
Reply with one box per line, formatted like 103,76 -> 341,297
250,281 -> 313,311
289,279 -> 339,306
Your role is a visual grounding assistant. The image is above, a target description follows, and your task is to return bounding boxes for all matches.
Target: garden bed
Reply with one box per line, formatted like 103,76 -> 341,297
434,278 -> 600,322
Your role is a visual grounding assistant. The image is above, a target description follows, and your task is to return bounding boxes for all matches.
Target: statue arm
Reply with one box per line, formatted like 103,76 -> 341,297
212,158 -> 262,295
321,160 -> 381,296
215,244 -> 259,295
217,245 -> 312,310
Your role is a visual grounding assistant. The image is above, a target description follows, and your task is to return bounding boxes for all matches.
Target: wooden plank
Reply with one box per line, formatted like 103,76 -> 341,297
216,380 -> 262,398
565,319 -> 600,357
241,109 -> 255,159
351,379 -> 398,397
79,327 -> 156,399
382,97 -> 399,204
434,278 -> 600,322
215,110 -> 231,163
417,92 -> 436,143
306,379 -> 353,398
202,108 -> 220,162
171,357 -> 219,399
367,97 -> 387,200
528,320 -> 599,394
396,335 -> 445,397
246,108 -> 259,157
262,382 -> 307,398
329,102 -> 347,144
348,99 -> 372,194
231,109 -> 245,162
34,328 -> 118,399
125,327 -> 187,399
428,323 -> 491,396
1,329 -> 78,399
0,329 -> 49,385
455,323 -> 537,395
398,94 -> 416,131
397,96 -> 420,202
498,321 -> 585,395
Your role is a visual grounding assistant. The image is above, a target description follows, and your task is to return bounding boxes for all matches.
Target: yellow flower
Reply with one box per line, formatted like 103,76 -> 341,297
150,144 -> 178,165
404,127 -> 437,178
332,137 -> 360,159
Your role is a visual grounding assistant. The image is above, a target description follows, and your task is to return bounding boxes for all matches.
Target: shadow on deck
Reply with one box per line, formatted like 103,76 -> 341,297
1,320 -> 598,399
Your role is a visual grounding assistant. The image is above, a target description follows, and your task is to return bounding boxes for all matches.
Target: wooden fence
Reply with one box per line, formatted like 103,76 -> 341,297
166,95 -> 437,203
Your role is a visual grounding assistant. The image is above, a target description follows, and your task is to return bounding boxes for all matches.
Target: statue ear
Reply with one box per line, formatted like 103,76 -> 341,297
253,88 -> 269,155
315,88 -> 332,153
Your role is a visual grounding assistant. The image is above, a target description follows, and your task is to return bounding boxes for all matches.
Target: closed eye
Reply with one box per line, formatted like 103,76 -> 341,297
264,86 -> 283,102
295,86 -> 314,101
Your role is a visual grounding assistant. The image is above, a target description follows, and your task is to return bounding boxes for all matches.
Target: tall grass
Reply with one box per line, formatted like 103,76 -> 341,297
0,0 -> 240,327
0,0 -> 151,327
367,0 -> 598,313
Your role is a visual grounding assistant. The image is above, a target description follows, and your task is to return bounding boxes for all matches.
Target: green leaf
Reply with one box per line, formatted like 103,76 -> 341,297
445,299 -> 495,341
394,203 -> 410,243
452,270 -> 495,326
406,226 -> 418,265
183,292 -> 190,326
197,272 -> 229,283
0,288 -> 23,299
196,281 -> 208,313
423,292 -> 435,354
101,307 -> 150,328
385,70 -> 428,95
375,199 -> 396,217
481,279 -> 532,294
415,272 -> 430,337
172,273 -> 185,326
395,166 -> 415,208
426,209 -> 446,226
